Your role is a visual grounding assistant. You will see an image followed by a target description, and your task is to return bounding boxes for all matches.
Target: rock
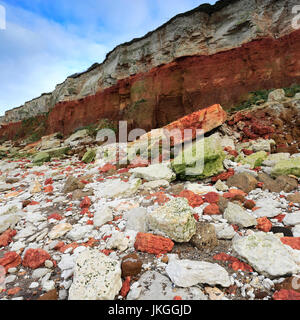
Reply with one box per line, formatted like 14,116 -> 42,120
226,173 -> 258,193
141,180 -> 170,190
256,217 -> 272,232
147,198 -> 196,242
271,158 -> 300,177
124,207 -> 148,233
205,287 -> 226,300
251,139 -> 275,153
121,253 -> 143,277
22,249 -> 51,270
40,134 -> 61,151
224,202 -> 257,228
283,212 -> 300,226
240,151 -> 268,169
273,289 -> 300,300
232,232 -> 299,278
177,190 -> 204,208
66,225 -> 93,241
166,256 -> 231,288
33,152 -> 50,165
0,229 -> 16,247
38,289 -> 58,300
62,176 -> 85,194
93,206 -> 113,227
47,147 -> 69,158
0,251 -> 22,272
215,180 -> 228,192
164,104 -> 227,145
292,225 -> 300,237
253,198 -> 281,218
287,192 -> 300,203
32,268 -> 50,279
69,249 -> 122,300
95,178 -> 142,198
190,223 -> 218,249
82,149 -> 96,163
258,173 -> 297,193
203,203 -> 220,215
135,271 -> 208,300
281,237 -> 300,250
134,232 -> 174,255
213,223 -> 236,240
268,89 -> 286,102
218,196 -> 229,214
48,223 -> 73,240
130,163 -> 176,182
263,153 -> 290,166
172,133 -> 225,180
64,130 -> 89,146
106,231 -> 129,252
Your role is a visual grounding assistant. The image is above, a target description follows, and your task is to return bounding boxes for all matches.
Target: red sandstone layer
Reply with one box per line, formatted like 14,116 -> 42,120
1,29 -> 300,141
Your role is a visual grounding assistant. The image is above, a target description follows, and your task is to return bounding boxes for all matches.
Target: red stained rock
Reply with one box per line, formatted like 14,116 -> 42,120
0,251 -> 22,272
44,178 -> 53,185
22,249 -> 51,269
120,277 -> 131,298
251,123 -> 274,136
213,252 -> 253,272
134,233 -> 174,255
242,149 -> 254,156
256,217 -> 272,232
211,169 -> 234,182
173,296 -> 183,300
44,185 -> 54,193
280,237 -> 300,250
0,229 -> 17,247
177,190 -> 204,208
7,287 -> 21,296
99,163 -> 117,173
164,104 -> 227,145
244,199 -> 256,210
203,192 -> 220,204
203,204 -> 220,215
48,213 -> 63,221
80,196 -> 91,209
273,289 -> 300,300
274,214 -> 286,222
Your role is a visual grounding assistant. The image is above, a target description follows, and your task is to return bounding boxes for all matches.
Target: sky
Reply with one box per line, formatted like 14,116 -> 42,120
0,0 -> 216,116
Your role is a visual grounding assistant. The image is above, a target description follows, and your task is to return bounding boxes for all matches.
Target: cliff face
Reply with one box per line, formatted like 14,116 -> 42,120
1,0 -> 300,139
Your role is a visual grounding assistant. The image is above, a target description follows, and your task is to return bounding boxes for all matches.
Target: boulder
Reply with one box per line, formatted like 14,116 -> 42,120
258,173 -> 298,193
224,202 -> 257,228
82,149 -> 96,164
271,158 -> 300,177
283,212 -> 300,226
166,256 -> 231,288
129,163 -> 176,182
69,249 -> 122,300
93,206 -> 113,227
172,133 -> 225,180
134,271 -> 208,300
124,207 -> 148,233
268,89 -> 286,102
190,223 -> 218,249
134,232 -> 174,255
240,151 -> 268,169
226,173 -> 258,193
233,232 -> 299,278
147,198 -> 196,242
33,152 -> 50,165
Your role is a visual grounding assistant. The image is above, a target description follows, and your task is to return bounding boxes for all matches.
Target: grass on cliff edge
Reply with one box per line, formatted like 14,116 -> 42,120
229,84 -> 300,113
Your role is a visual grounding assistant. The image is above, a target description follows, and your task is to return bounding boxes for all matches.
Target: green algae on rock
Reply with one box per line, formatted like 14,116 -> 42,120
240,151 -> 267,169
171,133 -> 225,181
271,158 -> 300,177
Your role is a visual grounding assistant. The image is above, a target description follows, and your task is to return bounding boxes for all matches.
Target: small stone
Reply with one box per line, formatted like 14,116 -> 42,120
190,223 -> 218,249
121,253 -> 143,277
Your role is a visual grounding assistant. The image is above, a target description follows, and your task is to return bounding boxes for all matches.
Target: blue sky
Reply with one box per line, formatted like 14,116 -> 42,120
0,0 -> 216,115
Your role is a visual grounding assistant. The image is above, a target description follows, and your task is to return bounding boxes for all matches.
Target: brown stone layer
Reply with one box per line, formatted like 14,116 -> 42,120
1,29 -> 300,140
